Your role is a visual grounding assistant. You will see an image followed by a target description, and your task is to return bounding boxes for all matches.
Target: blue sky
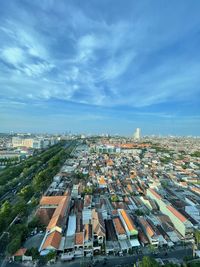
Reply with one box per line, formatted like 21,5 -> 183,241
0,0 -> 200,136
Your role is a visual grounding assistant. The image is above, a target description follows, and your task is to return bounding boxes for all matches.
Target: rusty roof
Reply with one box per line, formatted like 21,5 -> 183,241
113,217 -> 126,235
138,217 -> 154,237
75,232 -> 84,245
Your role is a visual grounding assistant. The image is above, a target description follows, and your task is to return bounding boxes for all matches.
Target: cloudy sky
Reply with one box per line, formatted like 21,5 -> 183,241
0,0 -> 200,135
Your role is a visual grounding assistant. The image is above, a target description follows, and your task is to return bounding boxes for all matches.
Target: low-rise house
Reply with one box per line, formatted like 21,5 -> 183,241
92,209 -> 106,245
138,217 -> 159,247
113,217 -> 127,240
12,248 -> 32,262
118,209 -> 140,248
74,232 -> 84,257
84,224 -> 93,257
147,188 -> 193,239
83,195 -> 92,224
40,230 -> 62,254
38,194 -> 70,255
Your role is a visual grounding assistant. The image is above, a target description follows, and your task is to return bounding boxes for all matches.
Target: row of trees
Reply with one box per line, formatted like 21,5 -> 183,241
0,141 -> 77,255
191,151 -> 200,158
138,256 -> 179,267
0,142 -> 65,198
0,157 -> 20,166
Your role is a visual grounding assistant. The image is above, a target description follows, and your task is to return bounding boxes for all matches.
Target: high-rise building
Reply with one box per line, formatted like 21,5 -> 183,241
133,128 -> 141,140
12,137 -> 34,148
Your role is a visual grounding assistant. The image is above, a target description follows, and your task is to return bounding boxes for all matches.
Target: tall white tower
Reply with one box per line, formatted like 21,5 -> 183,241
133,128 -> 141,140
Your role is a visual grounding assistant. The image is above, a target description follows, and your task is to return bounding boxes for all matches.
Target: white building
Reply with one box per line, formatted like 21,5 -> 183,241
133,128 -> 141,140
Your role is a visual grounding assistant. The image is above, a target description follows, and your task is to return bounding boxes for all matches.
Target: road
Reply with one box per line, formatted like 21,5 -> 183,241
46,247 -> 193,267
0,162 -> 48,205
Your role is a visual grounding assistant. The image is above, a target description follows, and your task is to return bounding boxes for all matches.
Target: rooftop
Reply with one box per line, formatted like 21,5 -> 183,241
120,209 -> 137,232
113,217 -> 126,235
42,231 -> 62,250
75,232 -> 84,245
167,205 -> 187,223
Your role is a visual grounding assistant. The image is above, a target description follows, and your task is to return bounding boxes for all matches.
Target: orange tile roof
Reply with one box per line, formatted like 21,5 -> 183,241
53,196 -> 69,218
127,184 -> 133,192
40,196 -> 65,206
13,248 -> 27,257
148,188 -> 162,200
42,231 -> 62,250
167,205 -> 187,223
138,218 -> 154,237
113,217 -> 126,235
46,196 -> 69,231
47,214 -> 60,230
120,209 -> 136,232
120,143 -> 150,148
75,232 -> 84,245
99,176 -> 106,185
107,159 -> 114,166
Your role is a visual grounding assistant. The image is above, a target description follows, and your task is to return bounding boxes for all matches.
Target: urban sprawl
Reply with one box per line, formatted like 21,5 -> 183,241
0,131 -> 200,267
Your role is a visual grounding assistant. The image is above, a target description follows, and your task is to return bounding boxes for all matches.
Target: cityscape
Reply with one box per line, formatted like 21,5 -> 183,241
0,1 -> 200,267
0,132 -> 200,267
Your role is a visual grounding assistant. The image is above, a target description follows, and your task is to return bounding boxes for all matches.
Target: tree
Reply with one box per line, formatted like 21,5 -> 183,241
7,237 -> 21,255
0,232 -> 9,254
18,185 -> 34,201
164,264 -> 179,267
0,201 -> 11,217
0,201 -> 12,232
28,217 -> 44,231
194,229 -> 200,247
139,256 -> 160,267
187,261 -> 200,267
191,151 -> 200,157
148,244 -> 157,255
25,247 -> 40,260
46,250 -> 56,261
135,209 -> 144,216
10,224 -> 29,242
13,199 -> 28,216
111,195 -> 119,202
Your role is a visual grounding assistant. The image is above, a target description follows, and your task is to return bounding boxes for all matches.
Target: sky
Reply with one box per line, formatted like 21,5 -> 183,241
0,0 -> 200,136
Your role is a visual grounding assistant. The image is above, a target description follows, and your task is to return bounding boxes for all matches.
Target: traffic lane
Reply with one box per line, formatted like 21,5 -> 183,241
51,248 -> 192,267
2,247 -> 192,267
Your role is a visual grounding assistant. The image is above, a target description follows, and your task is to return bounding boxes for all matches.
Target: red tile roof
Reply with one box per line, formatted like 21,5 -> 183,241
42,231 -> 62,250
148,188 -> 162,200
40,196 -> 65,206
75,232 -> 84,245
13,248 -> 27,257
167,205 -> 187,223
113,217 -> 126,235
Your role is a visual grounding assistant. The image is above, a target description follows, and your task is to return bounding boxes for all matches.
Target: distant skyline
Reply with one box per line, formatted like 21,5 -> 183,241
0,0 -> 200,136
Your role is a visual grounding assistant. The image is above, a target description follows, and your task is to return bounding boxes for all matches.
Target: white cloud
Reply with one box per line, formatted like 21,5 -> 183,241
1,47 -> 25,65
0,1 -> 200,111
23,62 -> 54,77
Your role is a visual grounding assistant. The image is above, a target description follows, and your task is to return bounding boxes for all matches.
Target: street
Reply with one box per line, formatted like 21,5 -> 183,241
49,247 -> 193,267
